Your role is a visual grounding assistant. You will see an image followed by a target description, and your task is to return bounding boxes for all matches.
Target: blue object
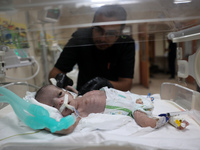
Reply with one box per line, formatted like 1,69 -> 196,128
158,113 -> 170,122
147,93 -> 151,97
147,93 -> 154,102
0,87 -> 75,133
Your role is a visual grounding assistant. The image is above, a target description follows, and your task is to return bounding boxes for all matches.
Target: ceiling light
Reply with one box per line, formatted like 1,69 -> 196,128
174,0 -> 192,4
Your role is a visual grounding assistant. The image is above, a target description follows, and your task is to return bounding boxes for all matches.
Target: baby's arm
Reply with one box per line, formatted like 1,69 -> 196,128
45,117 -> 81,135
133,110 -> 157,128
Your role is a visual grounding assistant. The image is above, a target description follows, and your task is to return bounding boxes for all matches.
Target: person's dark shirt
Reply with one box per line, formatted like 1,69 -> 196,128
55,28 -> 135,90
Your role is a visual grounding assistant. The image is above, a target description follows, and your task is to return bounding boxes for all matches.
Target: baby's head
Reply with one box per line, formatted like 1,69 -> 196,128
35,84 -> 76,116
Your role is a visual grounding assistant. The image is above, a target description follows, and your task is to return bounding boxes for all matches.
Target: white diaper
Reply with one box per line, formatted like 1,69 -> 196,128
101,87 -> 154,117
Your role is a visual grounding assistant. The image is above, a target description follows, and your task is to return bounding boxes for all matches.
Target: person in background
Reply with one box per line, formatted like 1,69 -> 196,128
197,85 -> 200,92
49,5 -> 135,95
166,40 -> 177,79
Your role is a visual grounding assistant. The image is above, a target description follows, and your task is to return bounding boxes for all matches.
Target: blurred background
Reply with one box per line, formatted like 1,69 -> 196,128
0,0 -> 200,96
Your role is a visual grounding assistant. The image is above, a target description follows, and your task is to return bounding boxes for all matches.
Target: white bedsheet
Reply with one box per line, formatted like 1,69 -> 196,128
0,94 -> 200,150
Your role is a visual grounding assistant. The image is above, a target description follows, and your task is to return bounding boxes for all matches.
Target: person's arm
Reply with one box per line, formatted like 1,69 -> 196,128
49,67 -> 65,80
109,77 -> 132,91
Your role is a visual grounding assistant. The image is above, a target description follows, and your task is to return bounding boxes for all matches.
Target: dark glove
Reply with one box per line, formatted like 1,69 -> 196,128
55,73 -> 73,88
78,77 -> 113,95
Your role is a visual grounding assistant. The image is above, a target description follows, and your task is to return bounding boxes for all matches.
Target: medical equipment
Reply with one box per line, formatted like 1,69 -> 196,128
159,110 -> 190,117
0,87 -> 76,133
0,45 -> 40,81
168,25 -> 200,43
0,82 -> 40,110
59,94 -> 81,118
4,48 -> 34,69
177,47 -> 200,87
38,7 -> 61,23
0,46 -> 9,82
1,0 -> 200,149
1,83 -> 200,150
161,82 -> 200,125
167,25 -> 200,87
158,110 -> 190,129
168,116 -> 189,129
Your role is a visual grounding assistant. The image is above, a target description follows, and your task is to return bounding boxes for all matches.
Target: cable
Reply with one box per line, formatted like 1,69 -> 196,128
5,58 -> 40,81
0,130 -> 42,141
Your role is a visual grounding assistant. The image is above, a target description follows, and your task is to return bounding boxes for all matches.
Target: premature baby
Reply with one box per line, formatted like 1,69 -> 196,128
35,85 -> 170,134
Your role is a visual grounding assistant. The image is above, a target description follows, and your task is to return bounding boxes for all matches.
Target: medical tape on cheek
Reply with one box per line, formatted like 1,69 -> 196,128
59,94 -> 76,113
59,94 -> 68,113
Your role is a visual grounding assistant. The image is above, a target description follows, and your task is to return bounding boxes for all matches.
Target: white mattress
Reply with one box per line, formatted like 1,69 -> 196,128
0,94 -> 200,150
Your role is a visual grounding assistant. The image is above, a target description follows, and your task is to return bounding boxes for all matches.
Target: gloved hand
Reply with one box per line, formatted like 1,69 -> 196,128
55,73 -> 73,88
78,77 -> 113,95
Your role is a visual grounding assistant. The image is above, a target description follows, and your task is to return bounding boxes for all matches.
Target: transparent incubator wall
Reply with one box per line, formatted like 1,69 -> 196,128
0,0 -> 200,93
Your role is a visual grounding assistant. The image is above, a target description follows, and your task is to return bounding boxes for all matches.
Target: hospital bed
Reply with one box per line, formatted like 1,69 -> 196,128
0,82 -> 200,150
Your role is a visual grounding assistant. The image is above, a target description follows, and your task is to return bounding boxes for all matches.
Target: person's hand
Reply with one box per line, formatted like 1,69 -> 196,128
78,77 -> 113,95
55,73 -> 73,88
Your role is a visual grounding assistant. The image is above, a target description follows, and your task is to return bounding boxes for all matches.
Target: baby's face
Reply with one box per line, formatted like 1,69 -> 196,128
40,86 -> 76,116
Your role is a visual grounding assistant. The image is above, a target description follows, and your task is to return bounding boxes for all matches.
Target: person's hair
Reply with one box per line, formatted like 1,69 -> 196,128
93,5 -> 127,30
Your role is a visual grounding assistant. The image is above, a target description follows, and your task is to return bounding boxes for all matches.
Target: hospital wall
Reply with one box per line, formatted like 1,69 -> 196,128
0,9 -> 166,92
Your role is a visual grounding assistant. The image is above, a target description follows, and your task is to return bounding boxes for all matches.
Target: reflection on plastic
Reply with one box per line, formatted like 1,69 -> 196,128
0,87 -> 75,133
177,47 -> 200,87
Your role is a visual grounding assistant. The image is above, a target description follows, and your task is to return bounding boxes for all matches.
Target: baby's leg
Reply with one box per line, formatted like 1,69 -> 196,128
133,110 -> 157,128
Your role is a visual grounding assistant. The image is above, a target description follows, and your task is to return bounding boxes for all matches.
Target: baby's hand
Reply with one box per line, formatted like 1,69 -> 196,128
176,120 -> 189,130
168,116 -> 189,130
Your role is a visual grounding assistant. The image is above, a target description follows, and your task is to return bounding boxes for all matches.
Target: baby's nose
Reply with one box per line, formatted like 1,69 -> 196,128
54,98 -> 64,109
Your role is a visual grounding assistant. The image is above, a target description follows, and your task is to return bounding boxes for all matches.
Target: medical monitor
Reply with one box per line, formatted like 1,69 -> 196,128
4,49 -> 34,69
38,8 -> 61,23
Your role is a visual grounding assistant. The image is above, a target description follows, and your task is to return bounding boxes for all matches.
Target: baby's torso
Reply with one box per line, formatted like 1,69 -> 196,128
76,87 -> 154,118
76,90 -> 107,117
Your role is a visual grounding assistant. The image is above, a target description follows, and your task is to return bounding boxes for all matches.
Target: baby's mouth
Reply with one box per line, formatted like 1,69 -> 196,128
59,94 -> 75,113
60,94 -> 81,118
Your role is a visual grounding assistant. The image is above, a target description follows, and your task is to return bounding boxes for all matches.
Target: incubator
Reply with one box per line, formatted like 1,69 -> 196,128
177,47 -> 200,87
0,0 -> 200,149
